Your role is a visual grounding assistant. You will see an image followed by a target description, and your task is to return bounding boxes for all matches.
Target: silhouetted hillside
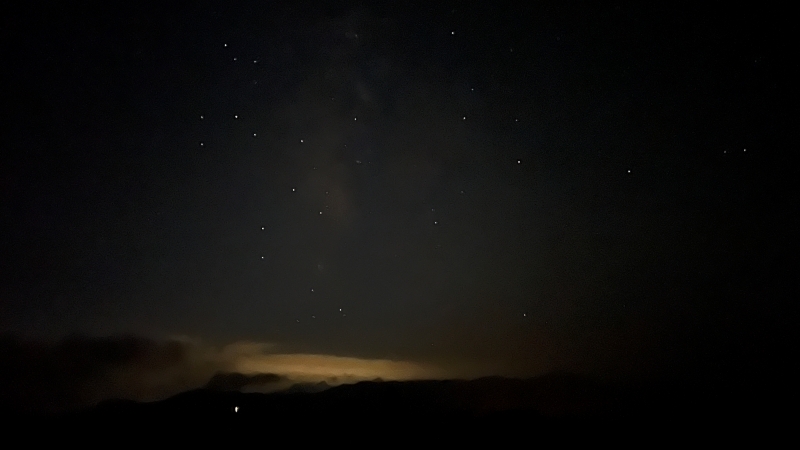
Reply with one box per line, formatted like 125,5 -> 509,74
2,371 -> 784,440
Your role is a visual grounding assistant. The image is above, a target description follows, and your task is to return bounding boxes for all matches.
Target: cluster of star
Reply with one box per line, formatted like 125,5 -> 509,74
195,23 -> 669,331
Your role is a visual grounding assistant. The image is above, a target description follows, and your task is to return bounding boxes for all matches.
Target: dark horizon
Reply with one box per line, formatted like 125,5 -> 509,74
1,1 -> 792,414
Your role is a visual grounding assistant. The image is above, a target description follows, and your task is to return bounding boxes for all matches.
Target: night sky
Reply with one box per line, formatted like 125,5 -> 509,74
1,1 -> 793,407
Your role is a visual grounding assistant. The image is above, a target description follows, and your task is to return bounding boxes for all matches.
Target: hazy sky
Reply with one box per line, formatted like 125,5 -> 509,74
1,1 -> 791,403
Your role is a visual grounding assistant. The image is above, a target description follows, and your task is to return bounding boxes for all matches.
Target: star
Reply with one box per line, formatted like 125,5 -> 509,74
200,115 -> 204,119
234,115 -> 238,119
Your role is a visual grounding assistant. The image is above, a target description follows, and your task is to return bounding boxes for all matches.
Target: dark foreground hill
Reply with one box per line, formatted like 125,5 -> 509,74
4,373 -> 784,439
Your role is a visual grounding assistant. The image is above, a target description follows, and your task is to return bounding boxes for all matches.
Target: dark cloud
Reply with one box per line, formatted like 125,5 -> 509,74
206,372 -> 283,391
0,335 -> 198,413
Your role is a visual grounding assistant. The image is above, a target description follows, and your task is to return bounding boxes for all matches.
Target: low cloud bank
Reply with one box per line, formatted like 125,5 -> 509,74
0,334 -> 446,413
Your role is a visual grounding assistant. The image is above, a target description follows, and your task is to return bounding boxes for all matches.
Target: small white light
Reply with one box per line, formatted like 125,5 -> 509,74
234,406 -> 238,412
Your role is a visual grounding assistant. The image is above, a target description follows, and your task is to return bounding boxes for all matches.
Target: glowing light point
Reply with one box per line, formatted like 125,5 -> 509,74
234,406 -> 238,412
